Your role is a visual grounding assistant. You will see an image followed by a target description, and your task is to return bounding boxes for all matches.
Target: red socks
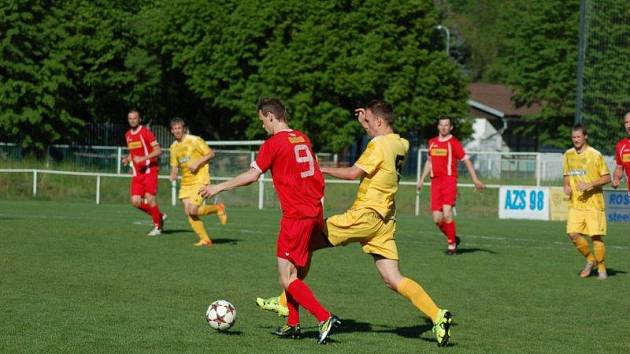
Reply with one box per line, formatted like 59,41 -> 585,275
136,202 -> 162,228
436,221 -> 457,244
286,279 -> 329,325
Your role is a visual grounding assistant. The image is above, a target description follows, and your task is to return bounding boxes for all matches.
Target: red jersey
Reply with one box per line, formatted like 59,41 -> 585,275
252,130 -> 324,219
615,137 -> 630,191
125,125 -> 160,176
427,135 -> 467,178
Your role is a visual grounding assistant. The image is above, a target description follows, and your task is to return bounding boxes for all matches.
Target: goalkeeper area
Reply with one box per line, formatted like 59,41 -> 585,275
1,200 -> 629,352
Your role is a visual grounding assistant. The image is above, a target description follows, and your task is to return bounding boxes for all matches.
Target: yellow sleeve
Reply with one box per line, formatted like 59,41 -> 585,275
597,154 -> 610,176
194,137 -> 212,156
562,153 -> 569,176
355,140 -> 383,175
169,144 -> 178,167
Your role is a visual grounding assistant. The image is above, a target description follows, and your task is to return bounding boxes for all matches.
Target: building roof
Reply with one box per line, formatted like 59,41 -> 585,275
468,83 -> 542,117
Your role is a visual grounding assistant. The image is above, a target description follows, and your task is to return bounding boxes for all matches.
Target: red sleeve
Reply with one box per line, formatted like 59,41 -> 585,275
254,138 -> 275,173
453,139 -> 466,160
142,127 -> 158,145
616,141 -> 623,165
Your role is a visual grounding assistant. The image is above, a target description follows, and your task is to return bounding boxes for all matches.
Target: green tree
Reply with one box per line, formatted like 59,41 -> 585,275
495,0 -> 579,149
0,1 -> 82,151
154,0 -> 469,151
580,0 -> 630,153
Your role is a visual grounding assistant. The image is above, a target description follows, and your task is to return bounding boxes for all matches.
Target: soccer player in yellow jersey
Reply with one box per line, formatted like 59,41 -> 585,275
168,118 -> 227,247
257,100 -> 453,346
563,124 -> 611,279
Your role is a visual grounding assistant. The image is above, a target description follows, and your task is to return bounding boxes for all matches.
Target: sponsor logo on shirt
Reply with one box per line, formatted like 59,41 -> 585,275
288,136 -> 306,144
178,156 -> 190,164
567,169 -> 586,176
128,141 -> 142,149
623,153 -> 630,162
431,148 -> 447,156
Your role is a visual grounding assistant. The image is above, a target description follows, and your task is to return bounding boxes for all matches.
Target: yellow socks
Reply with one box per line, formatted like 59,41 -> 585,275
593,240 -> 606,272
188,216 -> 210,241
572,236 -> 595,263
198,205 -> 219,216
279,291 -> 287,307
397,277 -> 439,322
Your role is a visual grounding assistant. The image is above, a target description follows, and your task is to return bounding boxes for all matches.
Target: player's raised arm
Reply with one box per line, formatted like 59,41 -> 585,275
321,165 -> 365,180
199,167 -> 261,198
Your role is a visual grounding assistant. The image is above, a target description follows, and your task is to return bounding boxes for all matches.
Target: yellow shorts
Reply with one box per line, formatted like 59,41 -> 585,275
178,185 -> 205,206
566,208 -> 607,236
326,208 -> 398,260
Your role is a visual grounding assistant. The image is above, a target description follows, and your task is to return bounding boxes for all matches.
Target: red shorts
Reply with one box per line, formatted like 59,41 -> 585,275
130,169 -> 159,197
276,215 -> 324,267
430,176 -> 457,211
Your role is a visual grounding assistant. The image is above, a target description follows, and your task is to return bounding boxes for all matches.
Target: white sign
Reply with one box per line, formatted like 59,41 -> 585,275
499,186 -> 550,220
605,190 -> 630,223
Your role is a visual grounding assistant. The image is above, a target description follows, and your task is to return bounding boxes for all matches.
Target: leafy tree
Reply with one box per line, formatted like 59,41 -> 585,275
580,0 -> 630,153
494,0 -> 580,149
0,1 -> 82,151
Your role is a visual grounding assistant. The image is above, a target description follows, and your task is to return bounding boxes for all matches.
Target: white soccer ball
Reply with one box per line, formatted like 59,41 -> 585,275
206,300 -> 236,331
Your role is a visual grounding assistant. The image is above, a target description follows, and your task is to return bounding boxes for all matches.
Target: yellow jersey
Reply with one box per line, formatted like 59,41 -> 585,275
562,145 -> 609,210
352,134 -> 409,219
170,134 -> 212,187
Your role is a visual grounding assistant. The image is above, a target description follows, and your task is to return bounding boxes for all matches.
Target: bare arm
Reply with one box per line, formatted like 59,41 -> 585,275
199,167 -> 262,198
417,160 -> 432,190
321,165 -> 366,180
463,159 -> 485,191
169,166 -> 179,182
612,165 -> 624,189
133,145 -> 162,164
189,150 -> 215,173
563,175 -> 572,196
577,174 -> 611,192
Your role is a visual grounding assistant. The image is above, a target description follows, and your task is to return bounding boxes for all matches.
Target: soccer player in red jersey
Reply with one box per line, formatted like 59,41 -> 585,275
199,98 -> 339,344
122,109 -> 166,236
612,112 -> 630,193
417,116 -> 484,255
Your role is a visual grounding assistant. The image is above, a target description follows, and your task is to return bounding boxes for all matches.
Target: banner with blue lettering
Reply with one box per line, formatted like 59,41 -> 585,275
499,186 -> 550,220
604,190 -> 630,223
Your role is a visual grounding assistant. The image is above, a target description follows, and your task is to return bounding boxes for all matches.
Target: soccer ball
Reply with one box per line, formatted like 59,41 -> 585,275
205,300 -> 236,331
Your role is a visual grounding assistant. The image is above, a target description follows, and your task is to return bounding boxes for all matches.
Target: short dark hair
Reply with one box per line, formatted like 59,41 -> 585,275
365,99 -> 395,125
169,117 -> 187,128
257,98 -> 287,121
438,116 -> 453,126
128,108 -> 142,120
572,123 -> 588,136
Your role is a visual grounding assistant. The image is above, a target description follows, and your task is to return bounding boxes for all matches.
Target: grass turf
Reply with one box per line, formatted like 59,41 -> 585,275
1,200 -> 629,353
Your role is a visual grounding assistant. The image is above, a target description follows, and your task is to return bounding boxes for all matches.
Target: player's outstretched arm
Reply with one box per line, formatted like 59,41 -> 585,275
321,165 -> 365,180
199,167 -> 261,198
463,159 -> 485,191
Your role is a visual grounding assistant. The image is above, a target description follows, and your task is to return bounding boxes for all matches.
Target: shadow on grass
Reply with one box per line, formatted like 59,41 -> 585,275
161,229 -> 190,235
607,268 -> 626,277
456,247 -> 498,255
211,238 -> 240,245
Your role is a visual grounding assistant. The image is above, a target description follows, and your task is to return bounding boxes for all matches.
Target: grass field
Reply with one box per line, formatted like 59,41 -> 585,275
1,200 -> 629,353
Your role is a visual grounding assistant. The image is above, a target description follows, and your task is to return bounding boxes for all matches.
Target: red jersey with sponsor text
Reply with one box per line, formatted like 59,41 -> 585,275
615,137 -> 630,191
125,125 -> 159,176
252,130 -> 324,219
427,136 -> 467,178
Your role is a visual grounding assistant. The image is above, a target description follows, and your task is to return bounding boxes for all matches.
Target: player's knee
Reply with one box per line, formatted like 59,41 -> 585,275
567,234 -> 579,242
130,198 -> 141,207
